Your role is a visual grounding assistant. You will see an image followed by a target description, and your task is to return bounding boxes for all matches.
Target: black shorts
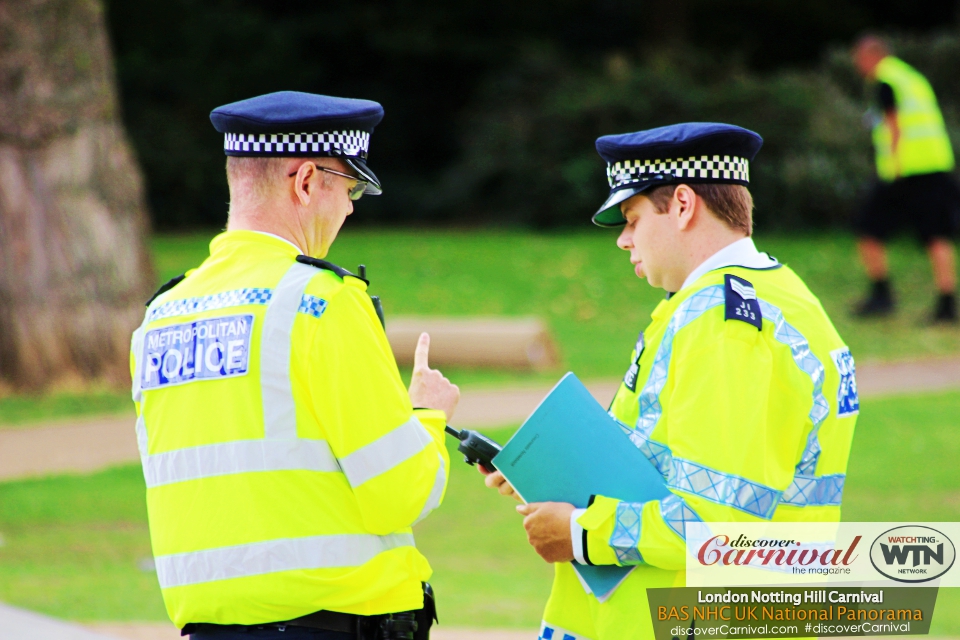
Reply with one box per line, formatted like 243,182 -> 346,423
854,172 -> 960,245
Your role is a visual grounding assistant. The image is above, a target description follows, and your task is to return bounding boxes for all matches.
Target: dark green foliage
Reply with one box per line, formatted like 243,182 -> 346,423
105,1 -> 960,229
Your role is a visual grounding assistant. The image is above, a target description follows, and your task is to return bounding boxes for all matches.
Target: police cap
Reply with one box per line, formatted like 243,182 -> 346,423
210,91 -> 384,195
592,122 -> 763,226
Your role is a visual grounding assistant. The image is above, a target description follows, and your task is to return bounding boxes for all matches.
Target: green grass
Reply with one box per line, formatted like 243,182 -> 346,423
0,392 -> 958,631
156,229 -> 960,380
0,391 -> 132,429
6,229 -> 954,428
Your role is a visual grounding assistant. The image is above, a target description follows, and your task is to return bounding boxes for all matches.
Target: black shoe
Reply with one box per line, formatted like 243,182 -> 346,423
853,280 -> 895,318
931,293 -> 958,324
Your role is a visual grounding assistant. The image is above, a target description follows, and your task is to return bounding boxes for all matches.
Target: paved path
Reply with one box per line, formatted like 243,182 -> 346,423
1,357 -> 959,482
0,602 -> 117,640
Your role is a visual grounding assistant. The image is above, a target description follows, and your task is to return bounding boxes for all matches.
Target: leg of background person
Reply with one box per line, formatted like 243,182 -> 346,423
858,236 -> 889,280
854,236 -> 895,317
928,237 -> 958,322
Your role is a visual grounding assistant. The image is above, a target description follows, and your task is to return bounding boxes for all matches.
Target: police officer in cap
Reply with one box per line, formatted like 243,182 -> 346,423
483,123 -> 859,639
130,91 -> 458,639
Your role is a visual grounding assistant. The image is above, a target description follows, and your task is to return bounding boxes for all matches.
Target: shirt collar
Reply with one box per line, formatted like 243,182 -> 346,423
209,230 -> 304,258
679,236 -> 779,291
246,231 -> 304,254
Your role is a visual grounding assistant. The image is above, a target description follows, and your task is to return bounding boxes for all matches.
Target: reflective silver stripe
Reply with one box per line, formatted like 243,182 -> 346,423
757,300 -> 830,476
155,532 -> 415,588
669,458 -> 781,519
135,414 -> 149,459
261,263 -> 317,440
635,285 -> 725,439
339,417 -> 433,487
413,454 -> 446,525
782,473 -> 845,507
142,438 -> 340,488
131,326 -> 146,404
131,295 -> 171,459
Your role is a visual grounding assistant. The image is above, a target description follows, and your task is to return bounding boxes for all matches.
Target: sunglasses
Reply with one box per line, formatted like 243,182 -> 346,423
288,164 -> 369,201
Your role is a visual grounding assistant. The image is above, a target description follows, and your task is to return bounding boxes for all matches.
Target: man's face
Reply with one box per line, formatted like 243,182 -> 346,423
616,194 -> 682,290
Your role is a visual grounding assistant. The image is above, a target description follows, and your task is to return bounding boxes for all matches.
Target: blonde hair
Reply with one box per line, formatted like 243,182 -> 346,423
225,157 -> 288,204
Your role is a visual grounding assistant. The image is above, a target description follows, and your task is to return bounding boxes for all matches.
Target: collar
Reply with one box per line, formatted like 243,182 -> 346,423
247,231 -> 304,254
209,230 -> 304,258
679,236 -> 779,292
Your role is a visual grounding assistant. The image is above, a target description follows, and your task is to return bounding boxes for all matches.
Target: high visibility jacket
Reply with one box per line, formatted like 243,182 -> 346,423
872,56 -> 954,181
129,231 -> 450,628
539,264 -> 859,640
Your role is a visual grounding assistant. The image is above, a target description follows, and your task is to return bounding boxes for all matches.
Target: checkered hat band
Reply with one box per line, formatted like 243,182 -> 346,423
224,131 -> 371,158
607,155 -> 750,188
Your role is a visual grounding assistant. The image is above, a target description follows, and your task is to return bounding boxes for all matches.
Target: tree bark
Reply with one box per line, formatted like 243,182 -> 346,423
0,0 -> 154,392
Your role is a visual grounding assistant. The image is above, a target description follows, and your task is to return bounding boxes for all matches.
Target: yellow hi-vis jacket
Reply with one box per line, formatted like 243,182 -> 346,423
539,264 -> 858,640
129,231 -> 450,628
872,56 -> 955,182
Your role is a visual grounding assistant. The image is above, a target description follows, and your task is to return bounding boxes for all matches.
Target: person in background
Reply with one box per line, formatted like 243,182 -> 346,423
130,91 -> 458,640
482,123 -> 859,639
851,35 -> 960,323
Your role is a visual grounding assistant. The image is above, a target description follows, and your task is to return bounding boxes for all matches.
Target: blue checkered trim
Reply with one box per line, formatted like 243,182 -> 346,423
298,294 -> 328,319
669,459 -> 781,519
610,502 -> 646,565
224,130 -> 370,158
607,155 -> 750,189
148,288 -> 273,321
636,285 -> 725,440
782,473 -> 845,507
660,493 -> 704,539
758,300 -> 830,476
539,623 -> 590,640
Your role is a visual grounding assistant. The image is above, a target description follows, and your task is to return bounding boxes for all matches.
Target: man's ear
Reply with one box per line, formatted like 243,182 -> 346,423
673,184 -> 697,231
293,161 -> 315,206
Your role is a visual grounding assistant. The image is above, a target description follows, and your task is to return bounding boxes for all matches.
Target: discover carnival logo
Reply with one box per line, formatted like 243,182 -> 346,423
696,534 -> 861,574
869,526 -> 956,583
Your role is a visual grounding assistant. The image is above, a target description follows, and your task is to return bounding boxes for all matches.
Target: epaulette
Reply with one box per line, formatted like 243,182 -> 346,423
145,274 -> 186,307
724,274 -> 762,330
295,255 -> 369,285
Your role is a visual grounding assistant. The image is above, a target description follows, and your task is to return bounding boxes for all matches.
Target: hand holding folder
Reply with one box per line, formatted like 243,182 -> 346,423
492,372 -> 670,600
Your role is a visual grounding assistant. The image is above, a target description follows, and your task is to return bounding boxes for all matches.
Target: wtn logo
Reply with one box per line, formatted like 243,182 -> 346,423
880,542 -> 944,567
870,526 -> 956,583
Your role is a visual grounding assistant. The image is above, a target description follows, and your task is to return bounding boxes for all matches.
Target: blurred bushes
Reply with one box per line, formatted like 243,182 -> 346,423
433,34 -> 960,231
434,50 -> 873,230
105,1 -> 960,231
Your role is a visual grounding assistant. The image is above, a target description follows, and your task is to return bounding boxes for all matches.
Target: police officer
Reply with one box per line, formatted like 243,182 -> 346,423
130,91 -> 459,639
483,123 -> 859,639
851,36 -> 960,322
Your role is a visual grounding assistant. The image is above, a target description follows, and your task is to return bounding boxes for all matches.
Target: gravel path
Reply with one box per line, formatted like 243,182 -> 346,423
1,357 -> 959,482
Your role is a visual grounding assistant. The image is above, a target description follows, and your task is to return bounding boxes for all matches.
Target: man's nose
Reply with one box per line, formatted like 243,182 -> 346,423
616,226 -> 632,250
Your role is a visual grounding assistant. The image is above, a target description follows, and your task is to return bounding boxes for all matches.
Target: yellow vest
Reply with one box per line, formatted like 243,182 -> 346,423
538,264 -> 858,639
872,56 -> 954,181
130,231 -> 450,628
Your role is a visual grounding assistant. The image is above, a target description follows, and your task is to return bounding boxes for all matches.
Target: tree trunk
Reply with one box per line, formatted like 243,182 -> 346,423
0,0 -> 154,392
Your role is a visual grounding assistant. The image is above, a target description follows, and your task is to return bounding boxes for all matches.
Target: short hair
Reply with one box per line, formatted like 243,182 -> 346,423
226,156 -> 287,202
645,183 -> 754,235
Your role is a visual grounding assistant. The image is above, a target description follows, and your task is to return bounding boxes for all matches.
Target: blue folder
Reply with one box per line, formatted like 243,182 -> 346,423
492,372 -> 670,599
